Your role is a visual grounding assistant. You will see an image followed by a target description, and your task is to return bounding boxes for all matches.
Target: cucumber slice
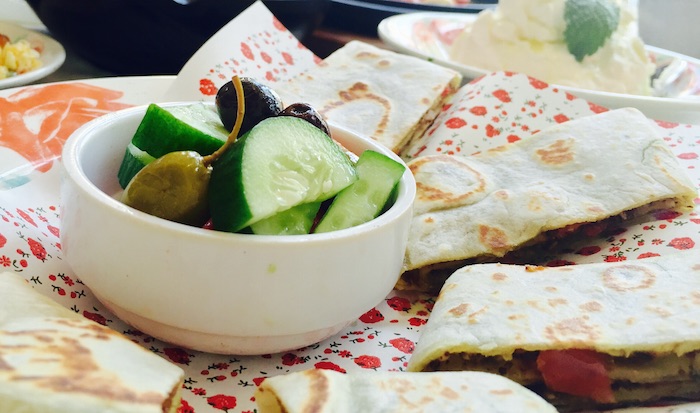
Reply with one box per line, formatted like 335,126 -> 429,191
314,150 -> 405,233
250,202 -> 322,235
117,103 -> 229,188
209,116 -> 357,232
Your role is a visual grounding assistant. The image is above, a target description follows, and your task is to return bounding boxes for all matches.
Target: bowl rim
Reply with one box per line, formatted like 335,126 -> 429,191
61,102 -> 417,244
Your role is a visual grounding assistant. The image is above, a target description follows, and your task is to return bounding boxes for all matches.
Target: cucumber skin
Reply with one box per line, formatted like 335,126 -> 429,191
117,149 -> 146,189
117,104 -> 227,188
314,150 -> 405,233
208,129 -> 252,233
250,202 -> 322,235
208,116 -> 357,233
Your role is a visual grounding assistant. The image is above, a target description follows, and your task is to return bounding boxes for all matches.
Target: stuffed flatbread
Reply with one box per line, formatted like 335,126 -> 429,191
275,40 -> 462,153
400,107 -> 697,292
408,251 -> 700,411
255,368 -> 557,412
0,272 -> 185,413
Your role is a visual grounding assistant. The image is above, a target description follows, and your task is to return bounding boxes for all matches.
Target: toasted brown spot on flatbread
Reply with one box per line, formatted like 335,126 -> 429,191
535,138 -> 575,165
410,156 -> 487,207
626,317 -> 636,325
583,173 -> 595,182
468,307 -> 488,324
548,298 -> 567,307
377,58 -> 391,68
545,286 -> 558,293
490,389 -> 514,395
647,305 -> 672,317
544,317 -> 599,343
478,225 -> 509,255
320,82 -> 392,138
1,332 -> 166,405
492,272 -> 508,281
525,265 -> 546,272
580,301 -> 603,312
380,377 -> 416,395
691,291 -> 700,305
0,356 -> 13,371
449,303 -> 470,317
495,190 -> 509,200
440,386 -> 460,400
302,369 -> 330,411
528,197 -> 542,211
603,264 -> 656,292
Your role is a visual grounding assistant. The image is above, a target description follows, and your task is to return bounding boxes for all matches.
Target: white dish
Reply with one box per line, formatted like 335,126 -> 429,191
378,11 -> 700,124
0,21 -> 65,89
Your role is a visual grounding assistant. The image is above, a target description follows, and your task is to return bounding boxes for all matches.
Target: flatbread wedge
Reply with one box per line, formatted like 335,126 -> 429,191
275,40 -> 463,153
407,251 -> 700,411
254,368 -> 557,412
400,107 -> 697,292
0,272 -> 185,413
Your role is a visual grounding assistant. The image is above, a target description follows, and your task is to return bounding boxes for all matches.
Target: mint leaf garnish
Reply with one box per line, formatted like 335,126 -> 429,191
564,0 -> 621,62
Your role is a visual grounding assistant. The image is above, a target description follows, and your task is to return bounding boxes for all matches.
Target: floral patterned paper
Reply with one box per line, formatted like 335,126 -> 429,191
0,3 -> 699,413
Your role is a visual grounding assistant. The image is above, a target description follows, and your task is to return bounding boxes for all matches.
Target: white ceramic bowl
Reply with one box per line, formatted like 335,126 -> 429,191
60,103 -> 415,355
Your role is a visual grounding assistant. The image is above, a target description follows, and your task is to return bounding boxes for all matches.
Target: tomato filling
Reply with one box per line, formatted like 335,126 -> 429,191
537,349 -> 615,404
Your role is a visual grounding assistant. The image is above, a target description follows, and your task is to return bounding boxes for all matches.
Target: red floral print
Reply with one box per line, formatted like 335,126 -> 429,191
445,117 -> 467,129
281,353 -> 306,366
492,89 -> 511,102
164,348 -> 194,365
386,296 -> 411,312
207,394 -> 237,411
178,399 -> 195,413
389,337 -> 415,354
656,120 -> 680,129
315,361 -> 346,373
469,106 -> 487,116
199,78 -> 218,96
47,225 -> 59,238
17,209 -> 37,227
354,355 -> 381,369
408,317 -> 427,327
668,237 -> 695,250
553,114 -> 570,123
638,252 -> 660,259
528,77 -> 549,89
241,43 -> 254,60
83,310 -> 108,326
281,52 -> 294,65
27,238 -> 47,261
359,308 -> 384,323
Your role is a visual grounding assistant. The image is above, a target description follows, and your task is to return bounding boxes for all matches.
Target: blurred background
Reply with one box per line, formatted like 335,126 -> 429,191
2,0 -> 697,79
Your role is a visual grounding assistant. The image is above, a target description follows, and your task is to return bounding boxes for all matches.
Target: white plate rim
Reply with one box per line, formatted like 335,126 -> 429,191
0,21 -> 66,90
378,11 -> 700,124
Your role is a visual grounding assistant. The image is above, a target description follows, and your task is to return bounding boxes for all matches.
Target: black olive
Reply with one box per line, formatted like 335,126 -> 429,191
279,102 -> 331,137
215,77 -> 284,135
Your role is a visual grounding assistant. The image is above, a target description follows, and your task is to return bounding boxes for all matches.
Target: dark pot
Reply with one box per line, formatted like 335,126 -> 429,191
26,0 -> 331,75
